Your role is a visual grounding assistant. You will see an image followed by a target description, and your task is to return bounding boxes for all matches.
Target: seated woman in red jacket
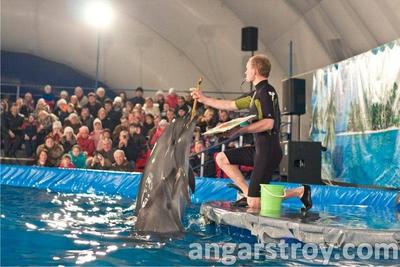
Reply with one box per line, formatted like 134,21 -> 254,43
77,126 -> 95,156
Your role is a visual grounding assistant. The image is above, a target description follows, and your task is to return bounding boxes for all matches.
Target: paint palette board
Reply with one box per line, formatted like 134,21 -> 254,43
202,115 -> 256,135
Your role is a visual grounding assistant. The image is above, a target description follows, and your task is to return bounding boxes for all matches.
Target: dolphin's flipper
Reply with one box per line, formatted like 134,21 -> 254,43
188,166 -> 195,193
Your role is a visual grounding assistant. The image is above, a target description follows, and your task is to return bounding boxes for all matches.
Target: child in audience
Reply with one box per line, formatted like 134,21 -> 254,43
59,154 -> 75,168
68,145 -> 86,169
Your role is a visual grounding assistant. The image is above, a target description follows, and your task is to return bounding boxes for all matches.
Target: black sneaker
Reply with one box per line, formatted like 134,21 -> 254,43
300,184 -> 312,212
230,197 -> 248,208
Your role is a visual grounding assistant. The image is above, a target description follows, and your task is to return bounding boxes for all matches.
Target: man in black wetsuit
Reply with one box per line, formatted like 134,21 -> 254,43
192,54 -> 311,210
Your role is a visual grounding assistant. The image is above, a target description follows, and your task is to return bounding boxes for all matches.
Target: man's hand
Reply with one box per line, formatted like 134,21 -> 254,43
225,126 -> 247,139
8,130 -> 15,138
190,87 -> 205,103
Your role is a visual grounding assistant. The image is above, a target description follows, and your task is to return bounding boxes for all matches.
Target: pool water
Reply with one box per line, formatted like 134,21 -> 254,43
1,185 -> 398,266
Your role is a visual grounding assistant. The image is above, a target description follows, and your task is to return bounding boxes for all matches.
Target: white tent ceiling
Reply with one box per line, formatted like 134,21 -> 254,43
1,0 -> 400,96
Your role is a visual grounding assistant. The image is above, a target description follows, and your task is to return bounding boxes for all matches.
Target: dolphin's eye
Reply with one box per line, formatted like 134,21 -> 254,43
166,202 -> 172,210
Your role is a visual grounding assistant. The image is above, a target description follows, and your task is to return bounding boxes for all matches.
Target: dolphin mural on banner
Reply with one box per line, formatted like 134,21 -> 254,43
135,115 -> 197,235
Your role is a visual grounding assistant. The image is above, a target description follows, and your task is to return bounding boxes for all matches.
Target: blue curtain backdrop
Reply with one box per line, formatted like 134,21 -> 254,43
310,40 -> 400,188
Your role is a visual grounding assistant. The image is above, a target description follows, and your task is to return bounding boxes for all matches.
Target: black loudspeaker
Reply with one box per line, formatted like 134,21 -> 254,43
279,141 -> 322,185
281,78 -> 306,115
241,27 -> 258,51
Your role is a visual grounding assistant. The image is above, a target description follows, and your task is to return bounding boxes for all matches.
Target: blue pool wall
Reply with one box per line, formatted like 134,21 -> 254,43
0,164 -> 398,208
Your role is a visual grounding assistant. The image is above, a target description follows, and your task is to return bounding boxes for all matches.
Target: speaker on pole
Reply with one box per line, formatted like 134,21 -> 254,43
241,27 -> 258,51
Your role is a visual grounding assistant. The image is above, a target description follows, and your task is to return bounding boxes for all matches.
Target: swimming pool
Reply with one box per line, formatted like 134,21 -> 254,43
1,185 -> 399,266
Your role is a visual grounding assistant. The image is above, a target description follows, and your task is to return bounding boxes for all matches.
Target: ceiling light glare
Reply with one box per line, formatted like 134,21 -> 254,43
84,1 -> 113,29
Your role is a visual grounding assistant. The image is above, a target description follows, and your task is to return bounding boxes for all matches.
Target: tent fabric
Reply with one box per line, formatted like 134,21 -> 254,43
2,0 -> 399,94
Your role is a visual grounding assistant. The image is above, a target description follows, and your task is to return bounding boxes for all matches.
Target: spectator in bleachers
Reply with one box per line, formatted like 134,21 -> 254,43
185,92 -> 194,107
60,126 -> 77,153
20,92 -> 35,118
90,118 -> 103,149
36,136 -> 64,166
54,99 -> 69,123
129,124 -> 147,162
48,121 -> 63,144
155,90 -> 165,113
68,145 -> 86,168
130,87 -> 145,106
96,87 -> 107,104
111,97 -> 124,123
111,149 -> 134,172
197,108 -> 217,133
15,98 -> 24,114
190,140 -> 216,177
218,110 -> 231,124
149,119 -> 168,148
175,96 -> 190,116
64,113 -> 81,134
42,85 -> 55,111
166,88 -> 178,109
59,90 -> 69,102
69,95 -> 82,114
166,108 -> 175,123
4,103 -> 25,157
177,107 -> 188,118
127,112 -> 140,127
142,114 -> 155,138
85,92 -> 102,117
119,92 -> 127,105
74,86 -> 88,107
143,97 -> 160,117
87,151 -> 111,170
76,126 -> 95,156
36,149 -> 50,167
59,154 -> 75,168
112,116 -> 129,141
114,130 -> 135,163
97,137 -> 114,163
123,100 -> 133,116
80,106 -> 94,132
96,129 -> 111,152
96,107 -> 110,131
22,114 -> 38,157
34,98 -> 50,118
102,100 -> 116,131
160,102 -> 169,119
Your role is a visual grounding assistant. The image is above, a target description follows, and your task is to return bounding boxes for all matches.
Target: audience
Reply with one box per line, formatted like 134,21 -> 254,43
1,84 -> 238,178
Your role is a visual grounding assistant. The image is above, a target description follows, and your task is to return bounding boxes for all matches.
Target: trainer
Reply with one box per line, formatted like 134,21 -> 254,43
192,54 -> 311,210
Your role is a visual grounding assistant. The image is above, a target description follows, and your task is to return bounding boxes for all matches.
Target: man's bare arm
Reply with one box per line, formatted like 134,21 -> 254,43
200,96 -> 238,111
191,88 -> 238,111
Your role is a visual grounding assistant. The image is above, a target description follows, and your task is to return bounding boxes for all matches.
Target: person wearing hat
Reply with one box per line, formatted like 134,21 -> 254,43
60,126 -> 77,153
90,118 -> 103,149
59,154 -> 75,168
166,87 -> 178,109
48,120 -> 63,144
129,87 -> 145,107
84,92 -> 102,117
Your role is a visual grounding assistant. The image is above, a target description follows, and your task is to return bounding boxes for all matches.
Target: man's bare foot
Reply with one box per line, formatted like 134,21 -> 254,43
247,197 -> 260,209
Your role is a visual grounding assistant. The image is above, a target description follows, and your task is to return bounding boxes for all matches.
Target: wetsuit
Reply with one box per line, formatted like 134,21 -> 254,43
225,79 -> 282,197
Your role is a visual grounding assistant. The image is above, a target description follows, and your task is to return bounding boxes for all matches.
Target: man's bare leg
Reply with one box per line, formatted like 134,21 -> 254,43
284,186 -> 304,199
215,152 -> 249,196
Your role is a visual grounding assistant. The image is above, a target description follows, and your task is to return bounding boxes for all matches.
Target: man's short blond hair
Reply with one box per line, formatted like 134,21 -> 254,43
250,55 -> 271,78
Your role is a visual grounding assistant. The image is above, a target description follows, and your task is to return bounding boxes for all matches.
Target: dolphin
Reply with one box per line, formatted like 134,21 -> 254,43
135,115 -> 196,235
